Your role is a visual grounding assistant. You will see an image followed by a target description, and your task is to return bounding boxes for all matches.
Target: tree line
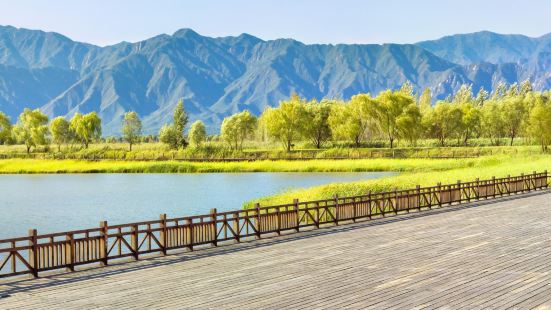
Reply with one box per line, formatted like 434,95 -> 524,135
222,80 -> 551,152
1,80 -> 551,153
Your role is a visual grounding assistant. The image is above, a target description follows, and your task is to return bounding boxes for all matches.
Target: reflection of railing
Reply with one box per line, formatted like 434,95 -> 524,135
0,171 -> 548,280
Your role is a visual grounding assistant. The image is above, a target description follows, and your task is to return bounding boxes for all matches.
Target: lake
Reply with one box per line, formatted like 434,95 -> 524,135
0,172 -> 394,238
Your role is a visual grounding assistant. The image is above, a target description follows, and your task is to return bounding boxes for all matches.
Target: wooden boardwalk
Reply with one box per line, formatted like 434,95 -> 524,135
2,191 -> 551,309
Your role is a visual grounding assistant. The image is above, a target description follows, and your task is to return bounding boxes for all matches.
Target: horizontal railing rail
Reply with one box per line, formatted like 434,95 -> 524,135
0,171 -> 548,280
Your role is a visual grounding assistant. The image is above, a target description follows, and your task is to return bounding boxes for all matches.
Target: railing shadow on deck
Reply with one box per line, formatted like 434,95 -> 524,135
0,188 -> 549,298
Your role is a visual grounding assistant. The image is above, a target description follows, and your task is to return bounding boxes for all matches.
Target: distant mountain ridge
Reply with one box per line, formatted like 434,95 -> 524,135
0,25 -> 550,135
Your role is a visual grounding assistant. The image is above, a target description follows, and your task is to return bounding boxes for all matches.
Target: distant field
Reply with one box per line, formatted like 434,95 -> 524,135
0,140 -> 544,161
0,156 -> 486,174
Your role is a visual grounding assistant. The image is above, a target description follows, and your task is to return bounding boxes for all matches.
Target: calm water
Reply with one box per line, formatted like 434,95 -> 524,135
0,172 -> 394,238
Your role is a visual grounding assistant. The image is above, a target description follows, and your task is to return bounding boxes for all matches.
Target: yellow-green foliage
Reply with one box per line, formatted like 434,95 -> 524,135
0,156 -> 485,174
245,155 -> 551,208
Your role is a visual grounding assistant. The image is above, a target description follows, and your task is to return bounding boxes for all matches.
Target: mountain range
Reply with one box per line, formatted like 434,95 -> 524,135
0,25 -> 550,135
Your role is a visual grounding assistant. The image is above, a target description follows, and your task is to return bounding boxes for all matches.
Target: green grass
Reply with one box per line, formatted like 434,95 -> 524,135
244,155 -> 551,208
0,156 -> 487,174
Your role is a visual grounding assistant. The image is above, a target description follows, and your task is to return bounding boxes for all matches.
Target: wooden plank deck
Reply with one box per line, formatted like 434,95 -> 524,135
2,191 -> 551,309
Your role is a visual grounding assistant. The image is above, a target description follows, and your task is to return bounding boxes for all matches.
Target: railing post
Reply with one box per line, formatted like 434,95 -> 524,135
66,232 -> 75,271
100,221 -> 108,266
294,199 -> 300,232
352,197 -> 357,222
437,182 -> 442,208
475,178 -> 480,199
159,214 -> 167,255
333,194 -> 339,225
315,202 -> 320,228
28,229 -> 38,278
368,191 -> 372,219
393,188 -> 398,214
187,219 -> 194,250
457,180 -> 462,203
492,176 -> 496,198
210,209 -> 218,246
545,170 -> 549,188
416,185 -> 421,211
254,204 -> 261,239
232,214 -> 240,243
277,207 -> 282,235
131,224 -> 139,260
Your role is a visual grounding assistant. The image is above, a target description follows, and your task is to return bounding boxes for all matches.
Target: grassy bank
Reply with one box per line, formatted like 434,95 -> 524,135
0,157 -> 490,174
245,155 -> 551,208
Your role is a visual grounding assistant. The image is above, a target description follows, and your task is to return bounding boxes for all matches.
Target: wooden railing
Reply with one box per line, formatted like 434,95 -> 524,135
0,171 -> 548,280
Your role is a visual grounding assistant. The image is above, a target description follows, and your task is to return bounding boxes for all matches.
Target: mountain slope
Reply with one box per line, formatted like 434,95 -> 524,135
0,25 -> 550,135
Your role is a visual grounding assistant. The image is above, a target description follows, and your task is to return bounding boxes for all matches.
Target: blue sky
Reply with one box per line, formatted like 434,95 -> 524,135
2,0 -> 550,46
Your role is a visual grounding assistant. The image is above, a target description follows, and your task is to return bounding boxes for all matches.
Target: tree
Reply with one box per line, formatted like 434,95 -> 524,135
0,112 -> 12,145
453,84 -> 473,104
221,110 -> 257,150
374,90 -> 418,148
424,101 -> 462,146
159,124 -> 180,149
50,116 -> 72,151
173,99 -> 188,148
501,96 -> 526,145
303,99 -> 333,148
396,103 -> 422,145
418,88 -> 432,113
329,94 -> 376,147
122,111 -> 142,151
519,80 -> 533,96
475,87 -> 489,107
492,81 -> 507,100
13,108 -> 49,153
263,94 -> 307,151
526,101 -> 551,152
399,81 -> 414,97
458,102 -> 481,145
480,100 -> 505,146
189,120 -> 207,147
70,112 -> 102,148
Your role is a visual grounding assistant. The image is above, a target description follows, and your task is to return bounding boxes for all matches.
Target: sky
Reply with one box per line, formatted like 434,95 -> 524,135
1,0 -> 550,46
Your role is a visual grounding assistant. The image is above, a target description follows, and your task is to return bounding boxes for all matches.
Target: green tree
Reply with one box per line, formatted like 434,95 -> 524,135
492,81 -> 507,100
396,103 -> 422,145
458,102 -> 481,145
173,99 -> 188,148
0,112 -> 12,144
328,94 -> 376,147
159,124 -> 180,149
453,84 -> 473,104
480,100 -> 505,146
189,120 -> 207,147
221,110 -> 258,150
399,81 -> 414,97
13,108 -> 49,153
475,87 -> 489,107
263,94 -> 307,151
501,96 -> 526,145
303,99 -> 333,148
418,88 -> 432,113
526,101 -> 551,152
122,111 -> 142,151
424,101 -> 462,146
373,90 -> 419,148
50,116 -> 72,151
70,112 -> 102,148
519,80 -> 533,96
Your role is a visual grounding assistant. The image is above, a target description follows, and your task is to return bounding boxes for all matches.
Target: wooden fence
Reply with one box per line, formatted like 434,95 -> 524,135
0,171 -> 548,280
